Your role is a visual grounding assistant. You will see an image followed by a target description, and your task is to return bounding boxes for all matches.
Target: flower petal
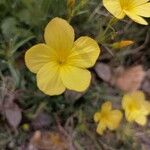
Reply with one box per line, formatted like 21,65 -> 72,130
131,0 -> 149,7
25,44 -> 56,73
44,17 -> 74,52
94,112 -> 101,123
125,109 -> 136,122
37,62 -> 65,96
61,66 -> 91,92
68,36 -> 100,68
107,110 -> 122,130
134,3 -> 150,17
144,101 -> 150,114
124,10 -> 148,25
122,94 -> 131,110
103,0 -> 126,19
122,91 -> 145,110
96,122 -> 107,135
101,101 -> 112,112
129,91 -> 145,102
135,115 -> 147,126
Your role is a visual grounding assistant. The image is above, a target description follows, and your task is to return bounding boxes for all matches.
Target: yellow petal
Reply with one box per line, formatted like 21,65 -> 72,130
135,115 -> 147,126
103,0 -> 126,19
44,17 -> 74,52
124,10 -> 148,25
68,36 -> 100,68
131,0 -> 149,6
140,105 -> 149,116
122,94 -> 132,110
37,62 -> 65,96
134,3 -> 150,17
25,44 -> 56,73
60,65 -> 91,92
124,107 -> 147,123
130,91 -> 145,101
96,122 -> 106,135
94,112 -> 101,123
107,110 -> 122,130
122,91 -> 145,110
101,101 -> 112,112
125,110 -> 136,122
144,101 -> 150,113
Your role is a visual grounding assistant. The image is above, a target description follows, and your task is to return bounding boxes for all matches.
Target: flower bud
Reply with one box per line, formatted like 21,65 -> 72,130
112,40 -> 134,49
67,0 -> 75,9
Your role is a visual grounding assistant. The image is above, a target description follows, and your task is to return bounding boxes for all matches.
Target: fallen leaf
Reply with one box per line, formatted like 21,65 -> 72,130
29,130 -> 71,150
112,65 -> 146,92
95,63 -> 112,82
32,112 -> 52,130
5,102 -> 22,129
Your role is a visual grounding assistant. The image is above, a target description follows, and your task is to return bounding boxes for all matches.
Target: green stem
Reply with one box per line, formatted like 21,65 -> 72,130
7,60 -> 20,88
96,17 -> 118,43
67,8 -> 75,23
85,128 -> 103,150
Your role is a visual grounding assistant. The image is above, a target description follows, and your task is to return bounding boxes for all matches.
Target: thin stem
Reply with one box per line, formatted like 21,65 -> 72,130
85,128 -> 103,150
67,8 -> 75,23
0,70 -> 4,80
7,60 -> 20,88
96,17 -> 118,43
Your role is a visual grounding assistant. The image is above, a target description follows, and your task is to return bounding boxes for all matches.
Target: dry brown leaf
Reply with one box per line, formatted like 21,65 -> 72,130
32,112 -> 52,130
29,130 -> 70,150
95,63 -> 112,82
111,65 -> 146,92
0,78 -> 22,129
95,63 -> 146,92
5,102 -> 22,129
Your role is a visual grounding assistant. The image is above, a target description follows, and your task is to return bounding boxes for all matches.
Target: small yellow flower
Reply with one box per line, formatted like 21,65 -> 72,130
94,101 -> 122,135
25,17 -> 100,96
103,0 -> 150,25
112,40 -> 134,49
122,91 -> 150,126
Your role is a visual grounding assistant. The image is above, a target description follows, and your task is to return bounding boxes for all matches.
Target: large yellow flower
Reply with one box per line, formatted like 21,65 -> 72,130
103,0 -> 150,25
94,101 -> 122,135
25,17 -> 100,96
122,91 -> 150,126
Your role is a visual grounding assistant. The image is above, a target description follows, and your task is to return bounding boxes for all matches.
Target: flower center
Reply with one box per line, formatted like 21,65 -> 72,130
58,59 -> 66,65
120,1 -> 132,11
128,103 -> 139,112
56,49 -> 71,66
101,112 -> 110,122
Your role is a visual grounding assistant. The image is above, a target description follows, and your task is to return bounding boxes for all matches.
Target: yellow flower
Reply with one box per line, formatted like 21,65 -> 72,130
103,0 -> 150,25
94,101 -> 122,135
122,91 -> 150,126
25,17 -> 100,96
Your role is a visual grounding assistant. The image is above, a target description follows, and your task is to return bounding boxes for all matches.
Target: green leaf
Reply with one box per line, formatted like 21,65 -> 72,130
11,35 -> 35,54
